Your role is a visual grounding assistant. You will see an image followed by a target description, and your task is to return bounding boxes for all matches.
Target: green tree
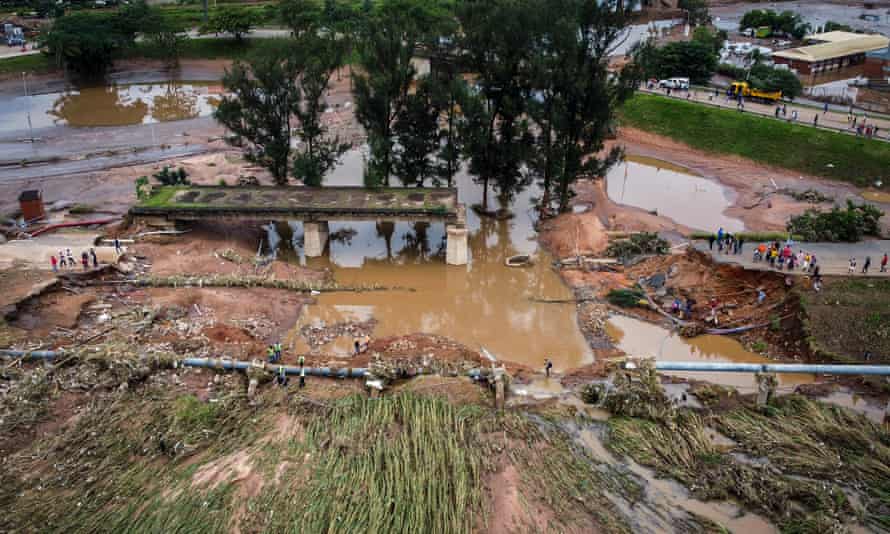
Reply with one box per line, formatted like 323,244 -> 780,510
292,37 -> 349,186
200,6 -> 259,42
679,0 -> 710,26
278,0 -> 322,36
215,44 -> 301,184
637,40 -> 717,84
392,77 -> 443,187
352,0 -> 445,187
457,0 -> 539,211
42,3 -> 155,78
748,64 -> 803,99
531,0 -> 640,213
692,26 -> 725,56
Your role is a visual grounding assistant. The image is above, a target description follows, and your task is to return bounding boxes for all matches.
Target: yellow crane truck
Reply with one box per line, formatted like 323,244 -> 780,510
730,81 -> 782,103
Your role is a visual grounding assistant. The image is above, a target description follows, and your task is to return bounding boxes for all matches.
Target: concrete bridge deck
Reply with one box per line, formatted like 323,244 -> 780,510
131,185 -> 469,265
131,185 -> 461,222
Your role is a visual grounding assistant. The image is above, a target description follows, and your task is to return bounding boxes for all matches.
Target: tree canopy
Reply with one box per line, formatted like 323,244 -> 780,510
739,9 -> 810,39
200,6 -> 259,41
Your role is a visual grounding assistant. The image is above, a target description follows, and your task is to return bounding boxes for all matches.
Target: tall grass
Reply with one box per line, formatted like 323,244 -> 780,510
260,394 -> 490,534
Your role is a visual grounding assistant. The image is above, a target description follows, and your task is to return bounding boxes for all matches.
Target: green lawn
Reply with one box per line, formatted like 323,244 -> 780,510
0,53 -> 53,76
620,93 -> 890,189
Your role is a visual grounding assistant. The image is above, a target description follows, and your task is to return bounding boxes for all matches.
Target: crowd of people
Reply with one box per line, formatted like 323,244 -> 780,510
50,248 -> 98,272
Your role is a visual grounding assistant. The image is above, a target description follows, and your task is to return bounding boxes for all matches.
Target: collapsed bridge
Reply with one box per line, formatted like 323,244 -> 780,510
130,185 -> 469,265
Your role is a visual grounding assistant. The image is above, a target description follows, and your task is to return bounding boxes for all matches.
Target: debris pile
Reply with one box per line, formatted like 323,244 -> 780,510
299,319 -> 376,350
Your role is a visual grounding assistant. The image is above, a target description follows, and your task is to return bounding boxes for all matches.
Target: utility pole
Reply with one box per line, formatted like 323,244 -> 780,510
22,72 -> 34,143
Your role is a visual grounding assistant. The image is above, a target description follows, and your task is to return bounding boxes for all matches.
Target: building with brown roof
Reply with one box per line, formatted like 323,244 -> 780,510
772,31 -> 890,75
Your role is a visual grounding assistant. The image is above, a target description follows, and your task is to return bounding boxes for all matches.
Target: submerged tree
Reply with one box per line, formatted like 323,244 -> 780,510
533,0 -> 641,213
292,37 -> 350,186
215,44 -> 301,184
457,0 -> 539,211
352,0 -> 449,187
392,77 -> 443,187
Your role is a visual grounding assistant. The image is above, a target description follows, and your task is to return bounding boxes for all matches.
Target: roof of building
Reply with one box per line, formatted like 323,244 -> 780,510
18,190 -> 41,202
805,31 -> 868,44
773,34 -> 890,63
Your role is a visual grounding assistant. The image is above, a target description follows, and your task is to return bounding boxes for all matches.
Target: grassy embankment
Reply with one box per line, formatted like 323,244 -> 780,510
620,93 -> 890,190
0,354 -> 631,534
800,278 -> 890,364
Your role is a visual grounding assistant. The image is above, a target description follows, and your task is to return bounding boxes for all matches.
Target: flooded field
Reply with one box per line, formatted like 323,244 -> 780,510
605,155 -> 745,233
0,81 -> 221,133
606,315 -> 814,391
279,150 -> 593,371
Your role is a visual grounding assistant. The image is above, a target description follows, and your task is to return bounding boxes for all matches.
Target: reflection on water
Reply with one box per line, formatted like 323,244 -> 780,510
606,315 -> 814,390
605,155 -> 745,233
283,150 -> 593,370
0,81 -> 222,132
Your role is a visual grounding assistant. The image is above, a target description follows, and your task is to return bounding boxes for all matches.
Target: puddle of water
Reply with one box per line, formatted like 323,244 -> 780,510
605,155 -> 745,233
625,460 -> 778,534
0,81 -> 222,132
511,377 -> 567,399
576,424 -> 777,533
606,315 -> 814,391
282,150 -> 593,370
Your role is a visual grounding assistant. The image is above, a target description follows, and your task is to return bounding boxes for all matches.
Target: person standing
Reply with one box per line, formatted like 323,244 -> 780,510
274,342 -> 282,361
813,114 -> 818,127
545,359 -> 553,378
708,234 -> 715,250
267,345 -> 277,363
863,256 -> 871,274
81,251 -> 89,271
823,102 -> 829,114
89,248 -> 98,268
67,250 -> 75,267
881,253 -> 888,273
757,289 -> 766,305
50,255 -> 58,273
113,238 -> 122,255
848,258 -> 857,274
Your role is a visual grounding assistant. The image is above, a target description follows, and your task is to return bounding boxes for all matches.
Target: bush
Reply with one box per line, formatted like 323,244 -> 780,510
153,166 -> 190,186
606,232 -> 670,260
607,288 -> 646,308
786,201 -> 884,242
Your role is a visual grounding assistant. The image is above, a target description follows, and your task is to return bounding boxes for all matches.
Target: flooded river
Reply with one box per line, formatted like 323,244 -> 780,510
0,81 -> 221,133
606,315 -> 814,391
605,155 -> 745,233
280,150 -> 592,371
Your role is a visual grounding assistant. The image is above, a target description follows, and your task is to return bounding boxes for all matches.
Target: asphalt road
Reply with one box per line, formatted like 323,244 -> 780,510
693,240 -> 890,276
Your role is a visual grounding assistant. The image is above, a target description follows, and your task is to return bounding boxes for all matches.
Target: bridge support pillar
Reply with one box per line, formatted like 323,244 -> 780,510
304,221 -> 329,257
446,225 -> 468,266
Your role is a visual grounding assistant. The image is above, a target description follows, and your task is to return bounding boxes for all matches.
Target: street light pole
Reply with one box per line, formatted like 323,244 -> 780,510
22,72 -> 34,143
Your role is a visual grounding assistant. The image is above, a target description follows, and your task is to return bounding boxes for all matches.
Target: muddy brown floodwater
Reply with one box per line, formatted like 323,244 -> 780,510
0,81 -> 222,133
605,155 -> 745,233
275,150 -> 593,371
606,315 -> 815,392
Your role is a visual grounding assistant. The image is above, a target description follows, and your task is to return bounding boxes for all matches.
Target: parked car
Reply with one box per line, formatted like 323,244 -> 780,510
658,77 -> 690,90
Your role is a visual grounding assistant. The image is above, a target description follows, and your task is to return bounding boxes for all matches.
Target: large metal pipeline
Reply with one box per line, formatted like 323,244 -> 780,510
0,350 -> 487,379
0,350 -> 371,378
649,361 -> 890,376
5,349 -> 890,377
